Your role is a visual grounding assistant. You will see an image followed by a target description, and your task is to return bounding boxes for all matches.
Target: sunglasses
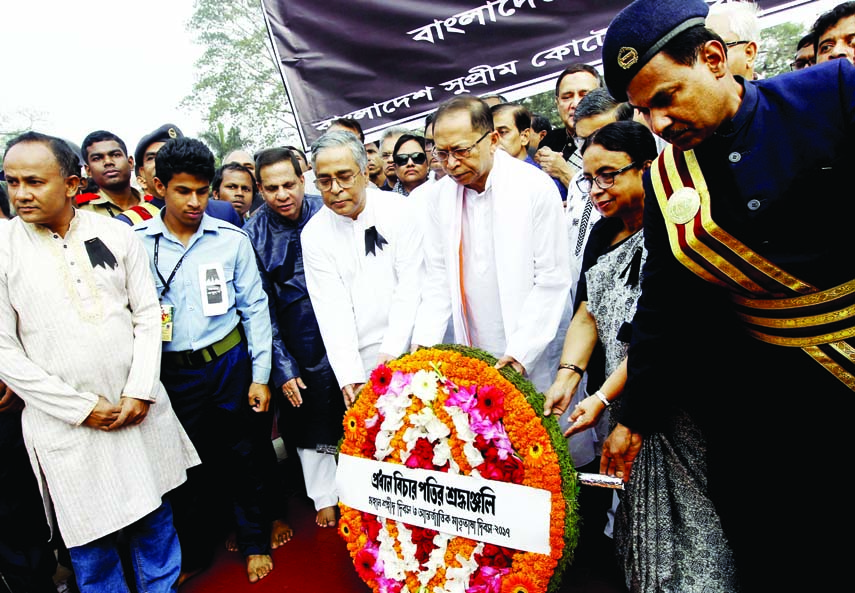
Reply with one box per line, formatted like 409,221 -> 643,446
393,152 -> 427,166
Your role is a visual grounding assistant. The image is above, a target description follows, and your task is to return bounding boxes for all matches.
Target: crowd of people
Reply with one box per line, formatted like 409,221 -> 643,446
1,0 -> 853,592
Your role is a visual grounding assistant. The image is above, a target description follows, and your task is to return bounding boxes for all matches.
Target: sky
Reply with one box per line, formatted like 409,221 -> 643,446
0,0 -> 205,155
0,0 -> 843,155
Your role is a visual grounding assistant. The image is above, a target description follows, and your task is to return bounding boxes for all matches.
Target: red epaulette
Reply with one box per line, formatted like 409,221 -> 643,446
75,192 -> 100,206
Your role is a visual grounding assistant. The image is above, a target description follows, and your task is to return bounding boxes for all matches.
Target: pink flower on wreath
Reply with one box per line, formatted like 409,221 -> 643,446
467,565 -> 509,593
377,576 -> 403,593
474,385 -> 505,422
370,365 -> 393,395
445,382 -> 477,411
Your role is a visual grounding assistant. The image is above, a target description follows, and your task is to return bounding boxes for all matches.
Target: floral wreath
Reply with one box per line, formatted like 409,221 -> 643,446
339,345 -> 578,593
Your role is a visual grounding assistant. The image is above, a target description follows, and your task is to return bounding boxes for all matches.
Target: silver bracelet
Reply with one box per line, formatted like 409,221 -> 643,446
594,390 -> 611,408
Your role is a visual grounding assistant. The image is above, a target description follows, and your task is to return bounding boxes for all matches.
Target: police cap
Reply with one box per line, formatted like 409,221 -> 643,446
134,124 -> 184,166
603,0 -> 709,102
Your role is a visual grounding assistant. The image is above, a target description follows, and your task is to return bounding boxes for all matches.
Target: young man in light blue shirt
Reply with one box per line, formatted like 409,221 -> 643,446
135,137 -> 276,584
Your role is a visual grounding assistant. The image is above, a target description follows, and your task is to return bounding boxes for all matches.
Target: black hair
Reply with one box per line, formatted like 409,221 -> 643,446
4,131 -> 81,178
154,137 -> 215,188
583,120 -> 658,165
659,25 -> 725,68
574,88 -> 635,125
393,134 -> 426,157
81,130 -> 128,164
554,63 -> 603,96
254,147 -> 303,184
435,96 -> 494,135
482,94 -> 509,104
490,103 -> 532,132
424,112 -> 436,130
330,118 -> 365,143
212,162 -> 254,193
531,114 -> 552,135
797,32 -> 815,51
0,184 -> 10,219
811,2 -> 855,52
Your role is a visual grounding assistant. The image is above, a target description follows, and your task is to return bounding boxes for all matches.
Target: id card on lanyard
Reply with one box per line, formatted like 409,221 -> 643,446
154,236 -> 187,342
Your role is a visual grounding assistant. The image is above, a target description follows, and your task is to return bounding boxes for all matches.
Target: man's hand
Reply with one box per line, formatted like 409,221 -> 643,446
248,382 -> 271,413
600,423 -> 643,482
543,371 -> 581,418
0,381 -> 24,414
376,352 -> 394,366
410,343 -> 422,353
83,396 -> 121,430
108,397 -> 151,431
342,383 -> 364,410
534,147 -> 573,185
282,377 -> 307,407
495,355 -> 525,375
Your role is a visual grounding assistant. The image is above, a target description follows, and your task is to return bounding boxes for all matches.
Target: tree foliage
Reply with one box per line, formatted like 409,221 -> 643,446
757,22 -> 805,78
519,89 -> 562,129
185,0 -> 298,150
199,123 -> 250,167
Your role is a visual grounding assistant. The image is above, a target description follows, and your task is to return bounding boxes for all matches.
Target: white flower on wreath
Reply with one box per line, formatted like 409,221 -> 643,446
410,407 -> 450,441
433,439 -> 452,467
374,429 -> 394,460
417,532 -> 451,587
447,407 -> 476,442
395,523 -> 419,572
378,522 -> 406,580
443,542 -> 484,593
410,369 -> 439,403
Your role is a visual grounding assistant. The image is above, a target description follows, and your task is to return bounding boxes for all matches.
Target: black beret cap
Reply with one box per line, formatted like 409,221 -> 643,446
134,124 -> 183,165
603,0 -> 709,102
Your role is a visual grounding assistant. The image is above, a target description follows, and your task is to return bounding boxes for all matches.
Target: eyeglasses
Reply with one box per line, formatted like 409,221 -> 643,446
725,40 -> 750,49
315,171 -> 359,192
432,130 -> 491,162
576,162 -> 638,193
790,59 -> 814,71
393,152 -> 427,166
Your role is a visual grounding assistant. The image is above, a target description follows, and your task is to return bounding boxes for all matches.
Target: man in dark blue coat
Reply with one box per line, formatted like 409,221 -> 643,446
599,0 -> 855,590
243,147 -> 345,529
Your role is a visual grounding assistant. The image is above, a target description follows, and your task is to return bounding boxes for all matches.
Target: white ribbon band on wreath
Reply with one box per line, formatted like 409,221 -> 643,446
337,453 -> 552,554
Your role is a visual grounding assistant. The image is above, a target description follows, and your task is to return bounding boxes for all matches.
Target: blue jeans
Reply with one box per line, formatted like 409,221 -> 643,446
68,500 -> 181,593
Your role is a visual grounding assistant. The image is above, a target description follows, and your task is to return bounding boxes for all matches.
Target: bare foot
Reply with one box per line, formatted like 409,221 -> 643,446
316,506 -> 337,527
224,532 -> 238,552
177,567 -> 204,588
246,554 -> 273,583
270,519 -> 293,549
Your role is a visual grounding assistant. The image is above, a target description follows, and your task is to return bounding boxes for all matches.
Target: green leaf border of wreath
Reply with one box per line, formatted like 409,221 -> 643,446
340,343 -> 580,593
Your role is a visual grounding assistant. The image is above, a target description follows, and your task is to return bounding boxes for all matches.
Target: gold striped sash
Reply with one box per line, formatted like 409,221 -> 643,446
650,145 -> 855,390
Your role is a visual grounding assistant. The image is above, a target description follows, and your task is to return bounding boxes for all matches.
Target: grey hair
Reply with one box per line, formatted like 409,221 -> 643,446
708,1 -> 760,43
310,130 -> 368,172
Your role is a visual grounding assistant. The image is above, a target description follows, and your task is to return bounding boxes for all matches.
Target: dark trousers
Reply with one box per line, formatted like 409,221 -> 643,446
0,412 -> 56,593
161,342 -> 272,568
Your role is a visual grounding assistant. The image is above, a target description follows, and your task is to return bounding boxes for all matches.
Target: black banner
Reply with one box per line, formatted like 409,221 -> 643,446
261,0 -> 815,144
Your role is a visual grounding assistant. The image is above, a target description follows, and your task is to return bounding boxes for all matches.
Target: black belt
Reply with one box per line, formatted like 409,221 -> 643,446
162,325 -> 244,369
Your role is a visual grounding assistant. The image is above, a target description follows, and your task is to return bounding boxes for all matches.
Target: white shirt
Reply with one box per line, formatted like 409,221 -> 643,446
461,181 -> 506,357
0,212 -> 198,546
302,189 -> 423,388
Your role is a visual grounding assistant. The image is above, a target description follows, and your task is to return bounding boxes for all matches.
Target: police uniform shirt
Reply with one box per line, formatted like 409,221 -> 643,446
134,211 -> 272,384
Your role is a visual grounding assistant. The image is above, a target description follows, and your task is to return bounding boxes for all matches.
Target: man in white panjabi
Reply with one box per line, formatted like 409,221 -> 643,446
412,96 -> 571,392
0,132 -> 199,593
302,130 -> 423,410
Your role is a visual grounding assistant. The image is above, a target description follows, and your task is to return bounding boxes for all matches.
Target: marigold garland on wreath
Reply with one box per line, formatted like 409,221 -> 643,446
338,344 -> 579,593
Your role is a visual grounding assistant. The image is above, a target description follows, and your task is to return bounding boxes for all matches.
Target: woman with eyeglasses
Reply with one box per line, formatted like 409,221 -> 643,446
544,120 -> 737,593
391,134 -> 429,196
